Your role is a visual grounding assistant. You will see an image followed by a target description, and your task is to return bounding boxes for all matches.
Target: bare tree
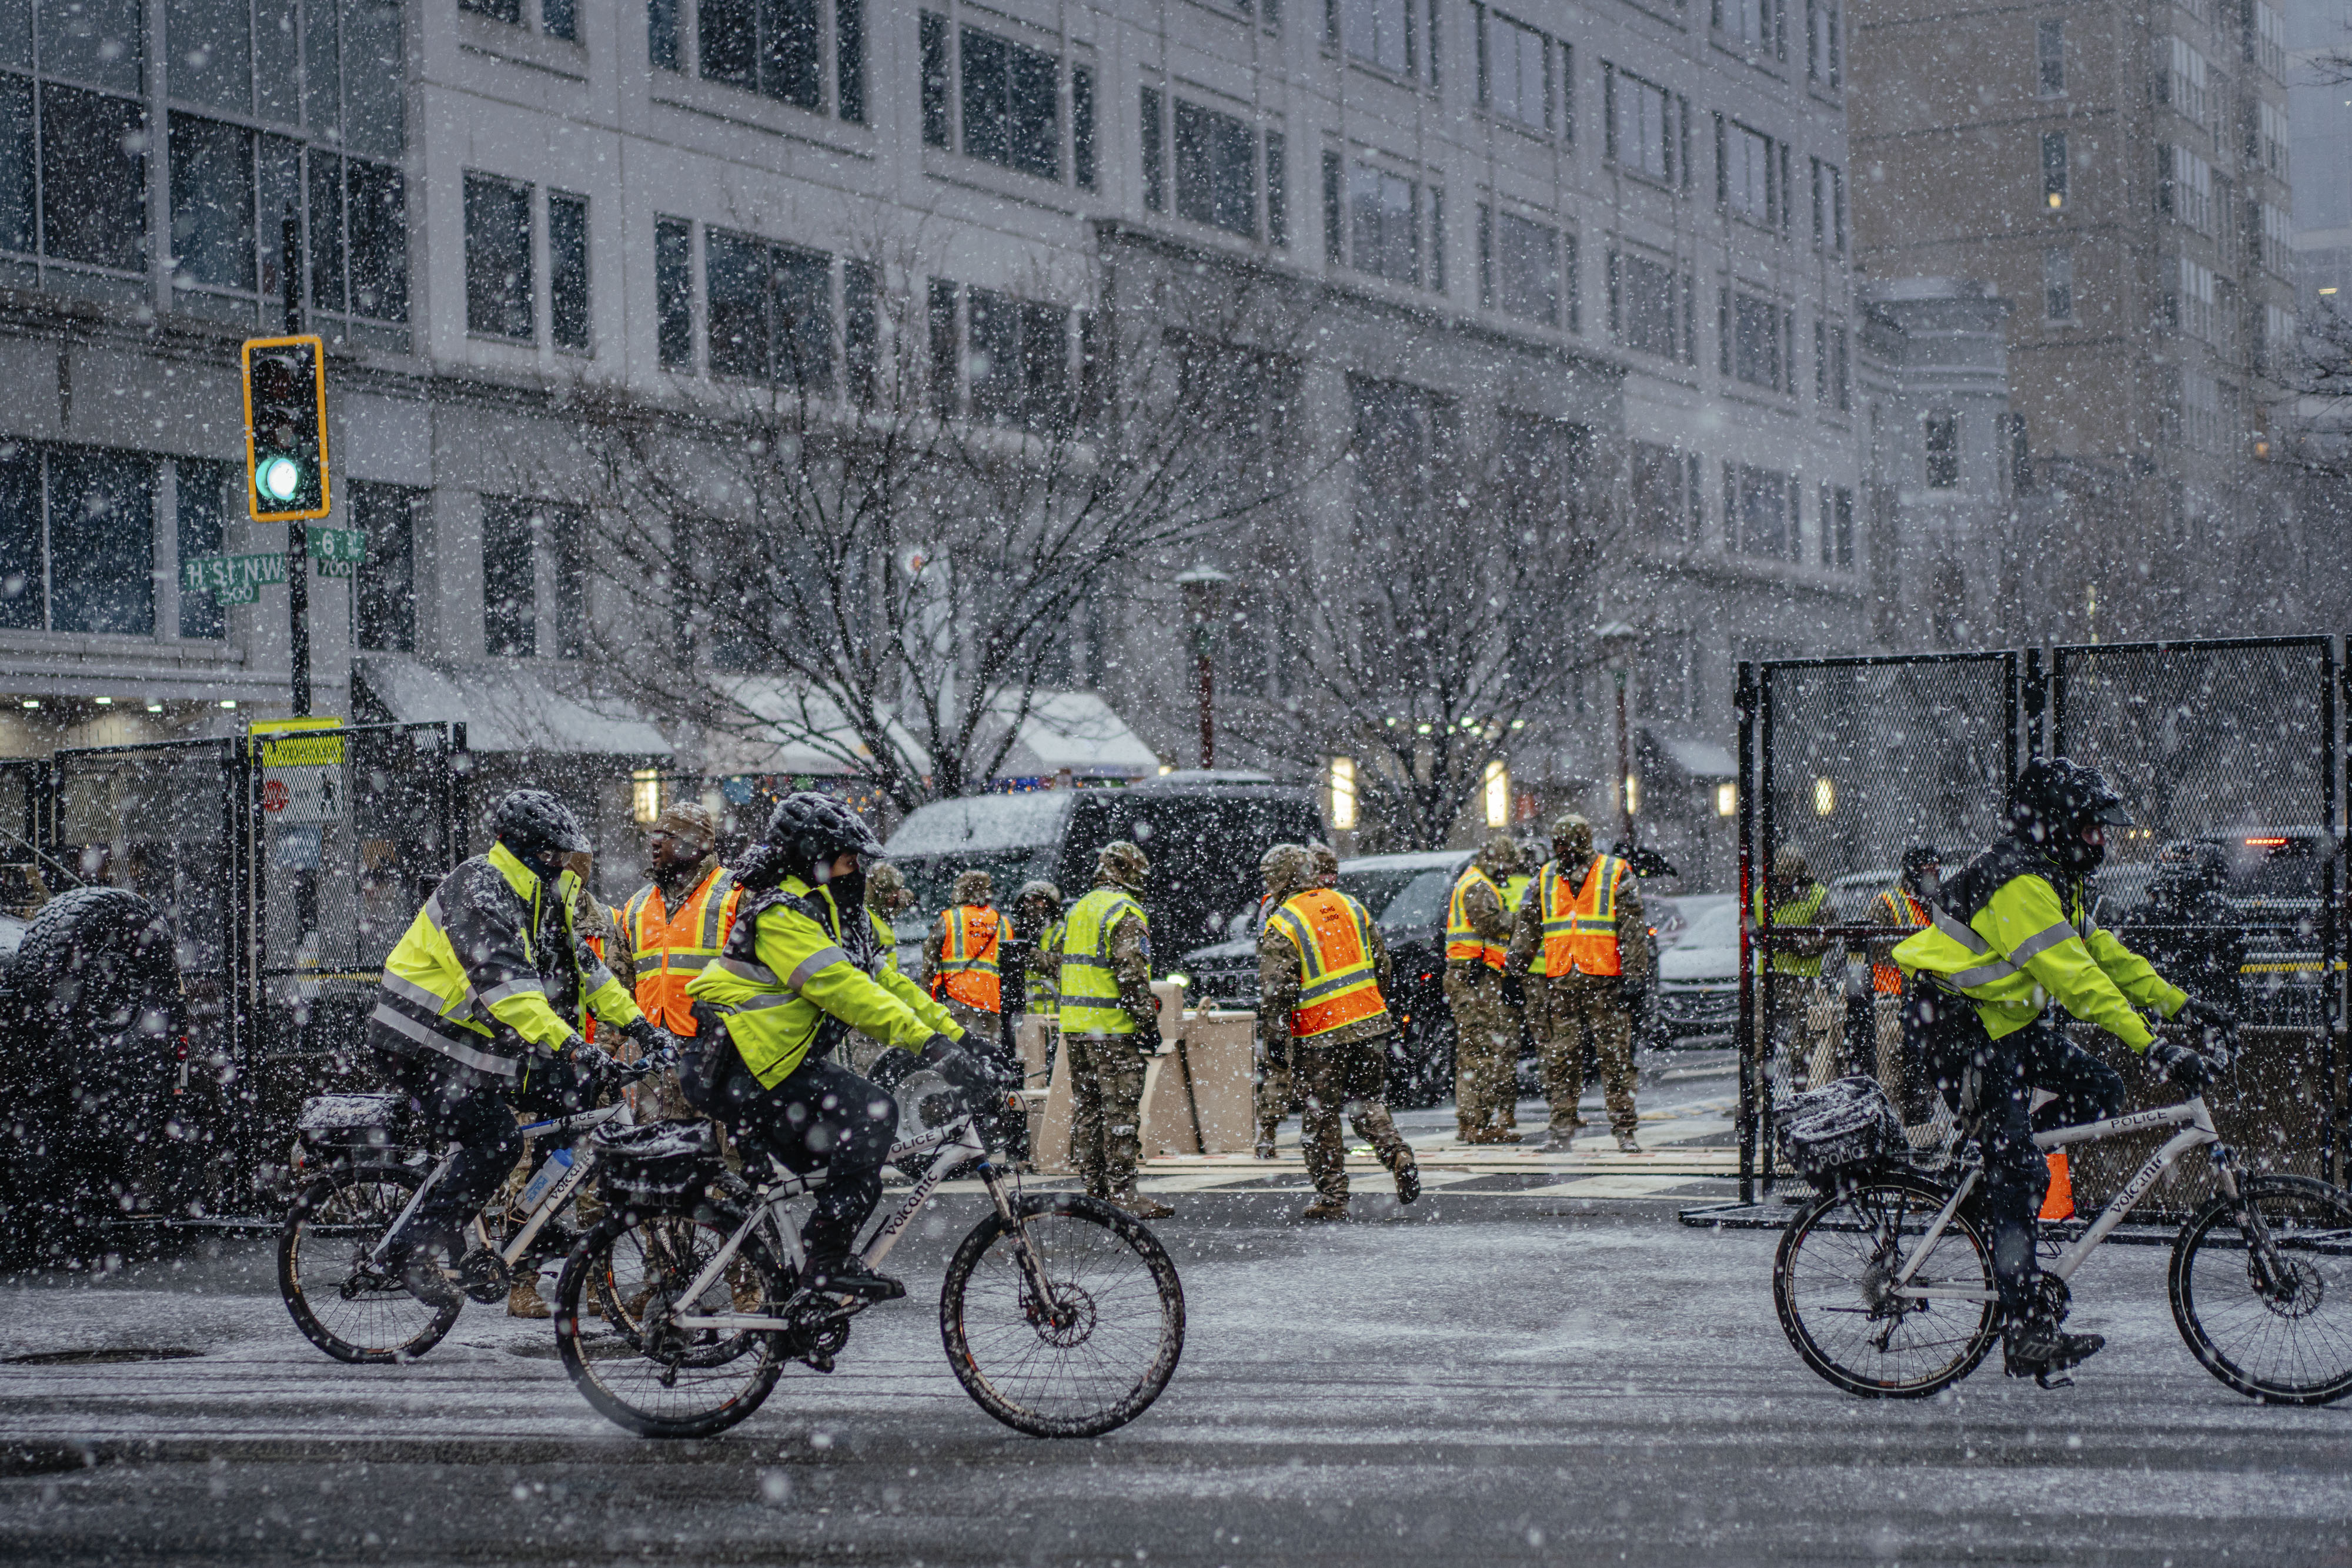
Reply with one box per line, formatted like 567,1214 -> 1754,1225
1269,389 -> 1625,851
553,253 -> 1318,813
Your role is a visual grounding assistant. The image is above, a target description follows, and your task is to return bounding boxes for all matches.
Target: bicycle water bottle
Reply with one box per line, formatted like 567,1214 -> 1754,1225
519,1146 -> 574,1211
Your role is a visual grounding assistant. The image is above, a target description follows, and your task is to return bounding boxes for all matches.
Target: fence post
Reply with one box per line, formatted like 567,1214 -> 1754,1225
2021,647 -> 2045,764
1736,661 -> 1758,1206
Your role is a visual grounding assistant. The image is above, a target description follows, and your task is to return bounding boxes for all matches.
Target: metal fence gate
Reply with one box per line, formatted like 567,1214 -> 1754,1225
17,723 -> 469,1219
1737,637 -> 2345,1213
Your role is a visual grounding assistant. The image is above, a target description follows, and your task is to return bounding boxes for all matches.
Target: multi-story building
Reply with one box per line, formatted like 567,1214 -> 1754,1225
1847,0 -> 2297,641
2287,0 -> 2348,312
0,0 -> 1864,881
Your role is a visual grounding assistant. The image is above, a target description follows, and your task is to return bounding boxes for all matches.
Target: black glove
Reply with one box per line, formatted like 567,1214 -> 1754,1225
2147,1037 -> 2213,1094
2177,997 -> 2236,1032
622,1016 -> 683,1066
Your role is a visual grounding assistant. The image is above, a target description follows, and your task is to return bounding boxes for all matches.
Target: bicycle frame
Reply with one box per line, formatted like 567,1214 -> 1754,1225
669,1116 -> 1034,1333
363,1100 -> 633,1271
1891,1096 -> 2232,1303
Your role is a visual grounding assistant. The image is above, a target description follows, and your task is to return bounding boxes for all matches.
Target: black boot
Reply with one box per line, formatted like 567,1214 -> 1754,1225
804,1253 -> 905,1302
2003,1307 -> 2104,1386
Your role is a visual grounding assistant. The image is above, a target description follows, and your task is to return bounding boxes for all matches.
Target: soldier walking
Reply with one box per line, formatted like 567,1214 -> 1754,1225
1257,845 -> 1421,1219
1511,814 -> 1648,1152
1251,844 -> 1305,1158
1058,841 -> 1171,1218
1445,835 -> 1525,1144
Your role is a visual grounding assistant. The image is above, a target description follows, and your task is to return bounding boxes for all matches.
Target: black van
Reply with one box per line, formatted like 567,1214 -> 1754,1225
881,771 -> 1325,961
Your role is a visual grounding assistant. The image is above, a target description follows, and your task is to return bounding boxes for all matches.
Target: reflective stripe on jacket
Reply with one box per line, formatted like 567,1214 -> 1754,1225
1059,887 -> 1148,1037
1890,834 -> 2186,1051
685,876 -> 959,1090
622,867 -> 741,1035
1752,882 -> 1829,977
931,904 -> 1003,1012
1542,855 -> 1629,977
1445,867 -> 1509,970
1271,888 -> 1391,1038
1871,887 -> 1928,995
368,842 -> 642,1078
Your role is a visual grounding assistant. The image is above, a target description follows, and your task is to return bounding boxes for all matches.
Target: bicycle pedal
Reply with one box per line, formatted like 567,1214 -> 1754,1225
2034,1369 -> 2074,1390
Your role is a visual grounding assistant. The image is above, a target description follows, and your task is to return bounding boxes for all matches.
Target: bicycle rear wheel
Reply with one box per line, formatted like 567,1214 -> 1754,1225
2170,1174 -> 2352,1406
940,1193 -> 1184,1438
279,1164 -> 462,1365
553,1208 -> 787,1439
1774,1172 -> 1999,1398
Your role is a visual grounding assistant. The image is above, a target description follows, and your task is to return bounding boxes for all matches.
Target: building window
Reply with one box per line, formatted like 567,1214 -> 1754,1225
2036,18 -> 2064,94
1720,118 -> 1783,229
652,0 -> 863,121
466,0 -> 575,41
2258,202 -> 2289,275
2255,2 -> 2285,79
2258,100 -> 2287,178
483,499 -> 584,659
1728,289 -> 1790,390
353,482 -> 418,653
1479,205 -> 1561,326
1347,162 -> 1422,285
655,216 -> 694,369
1808,0 -> 1840,87
1604,66 -> 1677,185
2176,255 -> 2216,340
1610,250 -> 1687,360
463,172 -> 533,340
1809,158 -> 1846,252
1266,131 -> 1287,246
2043,245 -> 2073,320
0,445 -> 155,636
2166,145 -> 2213,233
1829,323 -> 1849,409
1631,441 -> 1703,545
928,281 -> 1076,431
920,13 -> 950,145
164,129 -> 408,333
1478,8 -> 1552,133
1725,462 -> 1796,560
1822,484 -> 1854,569
1332,0 -> 1415,76
2169,38 -> 2210,132
175,459 -> 232,640
1924,413 -> 1959,487
1141,87 -> 1164,210
1321,150 -> 1342,263
707,228 -> 834,392
2040,131 -> 2067,211
843,260 -> 878,403
1716,0 -> 1783,57
1174,99 -> 1258,238
960,25 -> 1058,180
548,191 -> 590,353
1072,66 -> 1095,189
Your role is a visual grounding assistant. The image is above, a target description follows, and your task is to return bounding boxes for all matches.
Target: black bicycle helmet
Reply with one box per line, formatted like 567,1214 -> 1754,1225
492,788 -> 590,867
2009,758 -> 2131,871
757,790 -> 887,884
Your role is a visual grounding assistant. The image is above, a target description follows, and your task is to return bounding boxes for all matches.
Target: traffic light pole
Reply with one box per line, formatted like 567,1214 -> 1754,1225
280,210 -> 311,717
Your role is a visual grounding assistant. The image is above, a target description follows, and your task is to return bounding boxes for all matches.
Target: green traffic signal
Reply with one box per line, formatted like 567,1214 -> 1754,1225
258,455 -> 303,503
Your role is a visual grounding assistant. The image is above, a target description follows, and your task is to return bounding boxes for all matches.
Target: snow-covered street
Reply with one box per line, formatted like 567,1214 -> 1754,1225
6,1153 -> 2347,1567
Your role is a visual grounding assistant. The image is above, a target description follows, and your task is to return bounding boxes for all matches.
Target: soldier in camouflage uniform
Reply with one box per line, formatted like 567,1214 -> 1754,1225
1060,841 -> 1170,1219
1306,842 -> 1340,887
1445,834 -> 1526,1144
1257,845 -> 1420,1219
1250,844 -> 1307,1158
1005,878 -> 1065,1084
864,861 -> 915,920
918,869 -> 1007,1045
1509,814 -> 1648,1151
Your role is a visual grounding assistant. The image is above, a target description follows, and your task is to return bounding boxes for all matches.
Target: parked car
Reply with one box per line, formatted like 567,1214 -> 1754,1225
883,771 -> 1325,969
1653,894 -> 1740,1043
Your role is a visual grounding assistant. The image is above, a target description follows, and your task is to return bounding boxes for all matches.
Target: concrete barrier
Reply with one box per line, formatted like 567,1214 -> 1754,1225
1029,983 -> 1263,1171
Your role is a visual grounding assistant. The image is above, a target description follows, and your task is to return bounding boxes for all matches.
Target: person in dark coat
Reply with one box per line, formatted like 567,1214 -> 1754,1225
2117,841 -> 2246,1015
0,886 -> 189,1259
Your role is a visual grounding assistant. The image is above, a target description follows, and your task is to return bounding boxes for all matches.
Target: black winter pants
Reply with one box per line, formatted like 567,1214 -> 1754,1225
379,1049 -> 525,1256
722,1054 -> 899,1263
1907,990 -> 2126,1313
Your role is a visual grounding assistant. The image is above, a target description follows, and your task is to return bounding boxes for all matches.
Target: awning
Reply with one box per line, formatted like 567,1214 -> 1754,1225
1653,735 -> 1737,780
355,655 -> 673,757
980,690 -> 1158,780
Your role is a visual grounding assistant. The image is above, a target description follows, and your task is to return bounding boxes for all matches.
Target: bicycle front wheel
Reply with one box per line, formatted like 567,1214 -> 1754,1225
1774,1172 -> 1999,1398
2171,1174 -> 2352,1406
940,1193 -> 1185,1438
278,1163 -> 462,1365
553,1209 -> 787,1439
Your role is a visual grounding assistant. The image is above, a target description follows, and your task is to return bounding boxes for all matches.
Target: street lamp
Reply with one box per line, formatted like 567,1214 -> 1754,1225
1175,564 -> 1230,769
1597,620 -> 1638,849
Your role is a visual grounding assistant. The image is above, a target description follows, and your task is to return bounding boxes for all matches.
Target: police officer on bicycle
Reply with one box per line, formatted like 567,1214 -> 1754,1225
369,790 -> 677,1305
1893,758 -> 2233,1383
686,791 -> 1005,1302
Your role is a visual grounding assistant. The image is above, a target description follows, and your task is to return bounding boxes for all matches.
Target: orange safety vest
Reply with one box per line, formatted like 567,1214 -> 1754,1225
622,867 -> 743,1035
1269,888 -> 1389,1038
1445,866 -> 1508,970
1540,855 -> 1629,978
931,904 -> 1003,1013
1872,887 -> 1929,994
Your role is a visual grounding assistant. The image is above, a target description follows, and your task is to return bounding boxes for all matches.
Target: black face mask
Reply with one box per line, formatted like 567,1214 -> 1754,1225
828,869 -> 868,905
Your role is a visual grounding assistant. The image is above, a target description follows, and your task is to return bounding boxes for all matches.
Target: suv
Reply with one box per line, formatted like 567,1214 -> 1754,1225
882,771 -> 1325,965
1177,849 -> 1466,1106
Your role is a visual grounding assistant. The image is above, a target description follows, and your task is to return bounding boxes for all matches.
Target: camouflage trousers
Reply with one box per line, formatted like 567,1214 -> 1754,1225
1531,974 -> 1636,1139
1065,1032 -> 1151,1199
1253,1041 -> 1297,1138
943,997 -> 1003,1052
1295,1037 -> 1416,1201
1444,964 -> 1519,1134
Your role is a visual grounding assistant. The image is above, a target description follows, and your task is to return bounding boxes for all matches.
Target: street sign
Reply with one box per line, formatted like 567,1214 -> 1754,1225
181,552 -> 288,605
307,526 -> 366,578
251,717 -> 346,824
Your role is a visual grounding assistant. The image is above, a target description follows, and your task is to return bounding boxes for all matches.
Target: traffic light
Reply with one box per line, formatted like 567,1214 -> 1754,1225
241,335 -> 330,522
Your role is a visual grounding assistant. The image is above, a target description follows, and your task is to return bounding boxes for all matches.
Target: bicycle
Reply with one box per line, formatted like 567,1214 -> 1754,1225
1773,1030 -> 2352,1403
551,1075 -> 1187,1440
278,1059 -> 677,1364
